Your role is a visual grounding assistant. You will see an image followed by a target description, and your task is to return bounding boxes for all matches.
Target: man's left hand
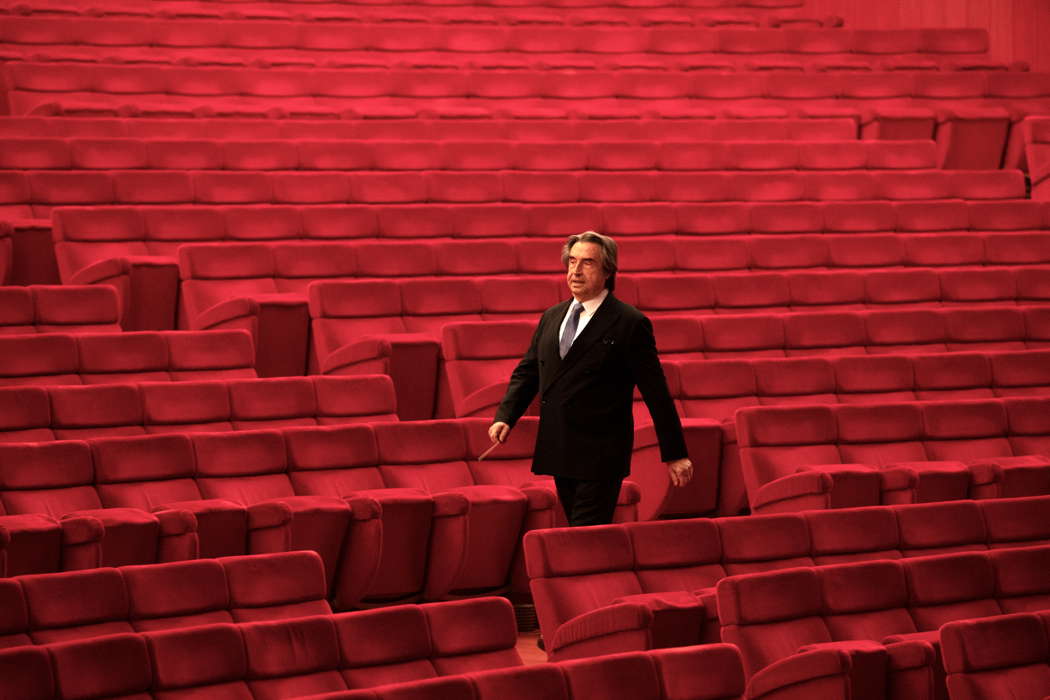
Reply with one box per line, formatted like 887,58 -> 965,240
667,458 -> 693,487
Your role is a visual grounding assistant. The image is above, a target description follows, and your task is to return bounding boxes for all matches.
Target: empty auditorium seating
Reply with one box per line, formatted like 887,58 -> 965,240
0,595 -> 528,698
312,269 -> 1050,422
295,645 -> 745,700
0,0 -> 823,27
650,305 -> 1050,360
736,396 -> 1050,514
940,610 -> 1050,700
0,329 -> 255,385
3,60 -> 1045,166
523,496 -> 1050,661
47,198 -> 1050,331
0,440 -> 198,567
716,545 -> 1050,697
7,63 -> 1047,121
0,511 -> 101,578
0,284 -> 119,334
178,227 -> 1050,377
0,551 -> 330,648
663,348 -> 1050,516
0,375 -> 396,443
0,138 -> 938,172
0,417 -> 650,605
0,115 -> 861,143
0,15 -> 992,72
3,168 -> 1019,222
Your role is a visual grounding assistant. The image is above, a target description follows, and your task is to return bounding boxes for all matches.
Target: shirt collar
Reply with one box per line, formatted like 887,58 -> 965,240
574,288 -> 609,316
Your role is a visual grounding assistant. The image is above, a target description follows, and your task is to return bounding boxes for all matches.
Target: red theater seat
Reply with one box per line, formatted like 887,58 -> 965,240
0,330 -> 255,386
189,430 -> 357,593
717,546 -> 1050,698
523,496 -> 1050,667
736,397 -> 1050,514
0,441 -> 196,567
0,595 -> 527,698
940,609 -> 1050,700
372,420 -> 530,600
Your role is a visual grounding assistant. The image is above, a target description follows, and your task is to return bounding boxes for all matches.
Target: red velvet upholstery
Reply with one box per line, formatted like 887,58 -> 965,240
0,596 -> 524,698
667,348 -> 1050,516
0,418 -> 584,607
0,329 -> 255,386
717,545 -> 1050,697
279,645 -> 745,700
524,495 -> 1050,662
0,285 -> 119,335
0,552 -> 329,650
43,199 -> 1050,336
0,440 -> 197,568
737,396 -> 1050,514
940,609 -> 1050,700
0,374 -> 395,443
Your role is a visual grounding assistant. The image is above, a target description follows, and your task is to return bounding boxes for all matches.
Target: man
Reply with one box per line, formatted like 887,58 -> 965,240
488,231 -> 693,527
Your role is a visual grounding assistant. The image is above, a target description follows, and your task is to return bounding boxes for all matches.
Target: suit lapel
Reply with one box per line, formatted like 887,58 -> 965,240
543,294 -> 622,393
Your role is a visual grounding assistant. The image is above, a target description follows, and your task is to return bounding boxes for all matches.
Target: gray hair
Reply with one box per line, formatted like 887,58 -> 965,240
561,231 -> 618,291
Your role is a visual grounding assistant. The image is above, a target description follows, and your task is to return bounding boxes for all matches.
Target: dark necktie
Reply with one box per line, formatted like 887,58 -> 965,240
559,302 -> 584,359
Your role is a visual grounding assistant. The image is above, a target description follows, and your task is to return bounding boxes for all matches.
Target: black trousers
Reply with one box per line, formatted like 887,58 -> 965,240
553,476 -> 623,527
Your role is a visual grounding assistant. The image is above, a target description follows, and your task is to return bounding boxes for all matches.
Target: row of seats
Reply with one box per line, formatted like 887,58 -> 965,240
0,138 -> 938,171
5,170 -> 1020,221
0,597 -> 540,700
736,395 -> 1050,513
522,495 -> 1050,660
29,0 -> 807,12
47,199 -> 1048,329
0,417 -> 661,603
2,0 -> 819,25
294,647 -> 743,700
0,374 -> 398,442
0,18 -> 990,56
0,115 -> 862,141
0,36 -> 1002,73
2,633 -> 744,700
717,545 -> 1050,696
939,610 -> 1050,700
13,92 -> 1021,169
8,62 -> 1045,101
0,284 -> 118,333
652,349 -> 1050,517
53,200 -> 1050,245
10,46 -> 1012,77
0,329 -> 256,385
0,551 -> 332,646
172,234 -> 1048,373
435,302 -> 1050,365
310,269 -> 1050,417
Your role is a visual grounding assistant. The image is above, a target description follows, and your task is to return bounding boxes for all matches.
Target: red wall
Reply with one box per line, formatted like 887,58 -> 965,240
806,0 -> 1050,71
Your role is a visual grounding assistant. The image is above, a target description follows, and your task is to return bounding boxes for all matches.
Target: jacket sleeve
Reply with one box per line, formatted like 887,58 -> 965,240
630,314 -> 688,463
493,314 -> 545,428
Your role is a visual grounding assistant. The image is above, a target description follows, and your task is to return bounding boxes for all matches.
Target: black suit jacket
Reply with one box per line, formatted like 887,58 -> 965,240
494,293 -> 687,480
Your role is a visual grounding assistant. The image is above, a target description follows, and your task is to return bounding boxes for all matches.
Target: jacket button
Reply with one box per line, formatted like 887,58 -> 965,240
541,400 -> 547,406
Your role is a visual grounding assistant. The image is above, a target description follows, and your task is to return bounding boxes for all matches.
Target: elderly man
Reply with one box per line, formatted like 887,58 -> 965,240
489,231 -> 692,526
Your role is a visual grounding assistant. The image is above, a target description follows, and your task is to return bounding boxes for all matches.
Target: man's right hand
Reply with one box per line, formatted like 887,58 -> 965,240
489,421 -> 511,444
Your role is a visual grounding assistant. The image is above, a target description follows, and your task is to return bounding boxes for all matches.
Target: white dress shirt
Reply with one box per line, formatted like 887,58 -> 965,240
558,288 -> 609,347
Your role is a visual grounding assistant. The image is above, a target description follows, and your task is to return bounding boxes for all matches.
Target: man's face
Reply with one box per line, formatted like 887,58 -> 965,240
566,241 -> 608,302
